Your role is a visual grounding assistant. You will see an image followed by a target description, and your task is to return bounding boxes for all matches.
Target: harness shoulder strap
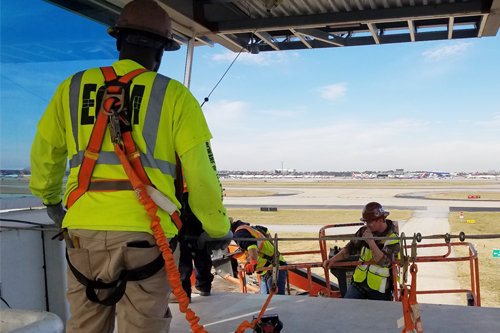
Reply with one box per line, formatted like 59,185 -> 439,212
235,225 -> 262,238
67,67 -> 148,208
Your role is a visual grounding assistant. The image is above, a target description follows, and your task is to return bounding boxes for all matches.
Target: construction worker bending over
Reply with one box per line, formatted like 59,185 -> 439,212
323,202 -> 400,301
29,1 -> 231,332
231,220 -> 287,295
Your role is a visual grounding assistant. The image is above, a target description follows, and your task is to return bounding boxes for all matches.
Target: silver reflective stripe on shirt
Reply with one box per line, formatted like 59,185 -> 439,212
384,233 -> 398,246
69,71 -> 84,152
68,71 -> 176,178
369,265 -> 390,277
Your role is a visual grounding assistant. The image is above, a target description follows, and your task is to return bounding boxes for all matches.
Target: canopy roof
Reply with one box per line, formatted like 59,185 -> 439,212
46,0 -> 500,53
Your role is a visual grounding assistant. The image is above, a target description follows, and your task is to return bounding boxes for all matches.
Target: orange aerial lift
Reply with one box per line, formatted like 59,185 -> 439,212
212,222 -> 481,306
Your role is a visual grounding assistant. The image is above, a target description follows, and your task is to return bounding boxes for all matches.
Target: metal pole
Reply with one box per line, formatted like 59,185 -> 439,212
183,38 -> 195,89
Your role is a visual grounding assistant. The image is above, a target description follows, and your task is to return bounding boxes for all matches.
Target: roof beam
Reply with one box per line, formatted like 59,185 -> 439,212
254,31 -> 280,51
367,23 -> 380,44
481,0 -> 500,36
408,20 -> 416,42
255,28 -> 478,52
290,28 -> 312,49
295,28 -> 345,46
448,16 -> 454,39
195,36 -> 215,47
214,2 -> 484,34
215,34 -> 249,52
477,14 -> 488,37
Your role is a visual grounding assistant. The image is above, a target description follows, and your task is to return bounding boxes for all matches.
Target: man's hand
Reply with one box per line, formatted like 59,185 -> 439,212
323,257 -> 338,269
362,228 -> 376,247
362,228 -> 384,262
362,228 -> 373,239
244,260 -> 258,274
46,202 -> 66,229
197,231 -> 233,254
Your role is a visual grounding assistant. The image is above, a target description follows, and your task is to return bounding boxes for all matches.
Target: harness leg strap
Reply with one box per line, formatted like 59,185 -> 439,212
66,249 -> 166,306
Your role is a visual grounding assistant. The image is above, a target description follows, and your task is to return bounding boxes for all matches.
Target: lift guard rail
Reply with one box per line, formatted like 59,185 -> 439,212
3,219 -> 497,306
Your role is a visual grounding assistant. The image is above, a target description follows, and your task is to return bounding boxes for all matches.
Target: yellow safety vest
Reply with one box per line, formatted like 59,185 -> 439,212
235,226 -> 285,275
33,59 -> 212,237
352,232 -> 398,293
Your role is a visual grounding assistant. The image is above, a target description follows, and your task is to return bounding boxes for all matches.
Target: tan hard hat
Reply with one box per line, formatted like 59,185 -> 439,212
108,0 -> 180,51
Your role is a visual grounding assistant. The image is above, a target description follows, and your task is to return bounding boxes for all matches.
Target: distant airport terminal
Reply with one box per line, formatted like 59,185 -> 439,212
217,169 -> 500,180
2,168 -> 499,181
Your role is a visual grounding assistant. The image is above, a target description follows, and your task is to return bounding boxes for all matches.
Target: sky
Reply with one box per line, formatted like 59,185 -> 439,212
1,0 -> 500,173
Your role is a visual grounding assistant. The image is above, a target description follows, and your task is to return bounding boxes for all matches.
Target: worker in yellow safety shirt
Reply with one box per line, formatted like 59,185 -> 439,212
230,219 -> 287,295
29,1 -> 231,332
323,202 -> 400,301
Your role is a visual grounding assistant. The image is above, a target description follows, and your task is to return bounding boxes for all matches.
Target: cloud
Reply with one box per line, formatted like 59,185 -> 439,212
211,51 -> 298,66
200,103 -> 500,172
318,83 -> 347,100
473,114 -> 500,130
203,99 -> 249,132
209,117 -> 443,171
421,42 -> 472,61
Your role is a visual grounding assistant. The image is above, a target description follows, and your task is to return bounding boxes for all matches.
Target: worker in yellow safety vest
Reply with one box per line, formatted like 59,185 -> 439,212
323,202 -> 400,301
29,1 -> 231,332
231,219 -> 287,295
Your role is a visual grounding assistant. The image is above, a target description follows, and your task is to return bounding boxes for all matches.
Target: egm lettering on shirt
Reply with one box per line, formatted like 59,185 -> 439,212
80,83 -> 145,125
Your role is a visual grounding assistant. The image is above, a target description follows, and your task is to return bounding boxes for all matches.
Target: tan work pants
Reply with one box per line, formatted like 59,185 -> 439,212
65,230 -> 175,333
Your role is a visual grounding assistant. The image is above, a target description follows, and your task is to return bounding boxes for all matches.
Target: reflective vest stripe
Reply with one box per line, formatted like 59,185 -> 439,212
369,265 -> 390,276
68,69 -> 176,178
384,239 -> 399,246
377,278 -> 387,293
143,75 -> 169,152
69,151 -> 176,177
69,71 -> 84,152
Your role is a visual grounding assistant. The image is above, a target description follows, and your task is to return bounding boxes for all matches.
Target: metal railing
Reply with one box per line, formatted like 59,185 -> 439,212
318,224 -> 481,305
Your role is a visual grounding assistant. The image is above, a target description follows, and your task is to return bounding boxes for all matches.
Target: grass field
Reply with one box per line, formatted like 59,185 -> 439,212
226,208 -> 413,225
223,189 -> 278,197
426,192 -> 500,200
277,232 -> 332,280
449,212 -> 500,308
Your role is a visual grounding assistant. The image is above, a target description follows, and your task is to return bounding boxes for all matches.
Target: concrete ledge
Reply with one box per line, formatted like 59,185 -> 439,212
170,292 -> 500,332
0,309 -> 63,333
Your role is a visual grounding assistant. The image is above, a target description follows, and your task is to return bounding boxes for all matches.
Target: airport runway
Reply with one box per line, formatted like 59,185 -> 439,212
223,183 -> 500,306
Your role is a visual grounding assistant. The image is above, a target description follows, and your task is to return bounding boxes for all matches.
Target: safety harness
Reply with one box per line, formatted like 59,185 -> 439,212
65,67 -> 184,306
235,225 -> 286,270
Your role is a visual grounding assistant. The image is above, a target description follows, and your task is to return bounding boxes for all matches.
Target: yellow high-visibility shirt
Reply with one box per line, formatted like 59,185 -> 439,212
30,59 -> 230,238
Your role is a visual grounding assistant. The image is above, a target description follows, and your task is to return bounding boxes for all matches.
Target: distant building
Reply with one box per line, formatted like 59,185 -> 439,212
274,169 -> 296,174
